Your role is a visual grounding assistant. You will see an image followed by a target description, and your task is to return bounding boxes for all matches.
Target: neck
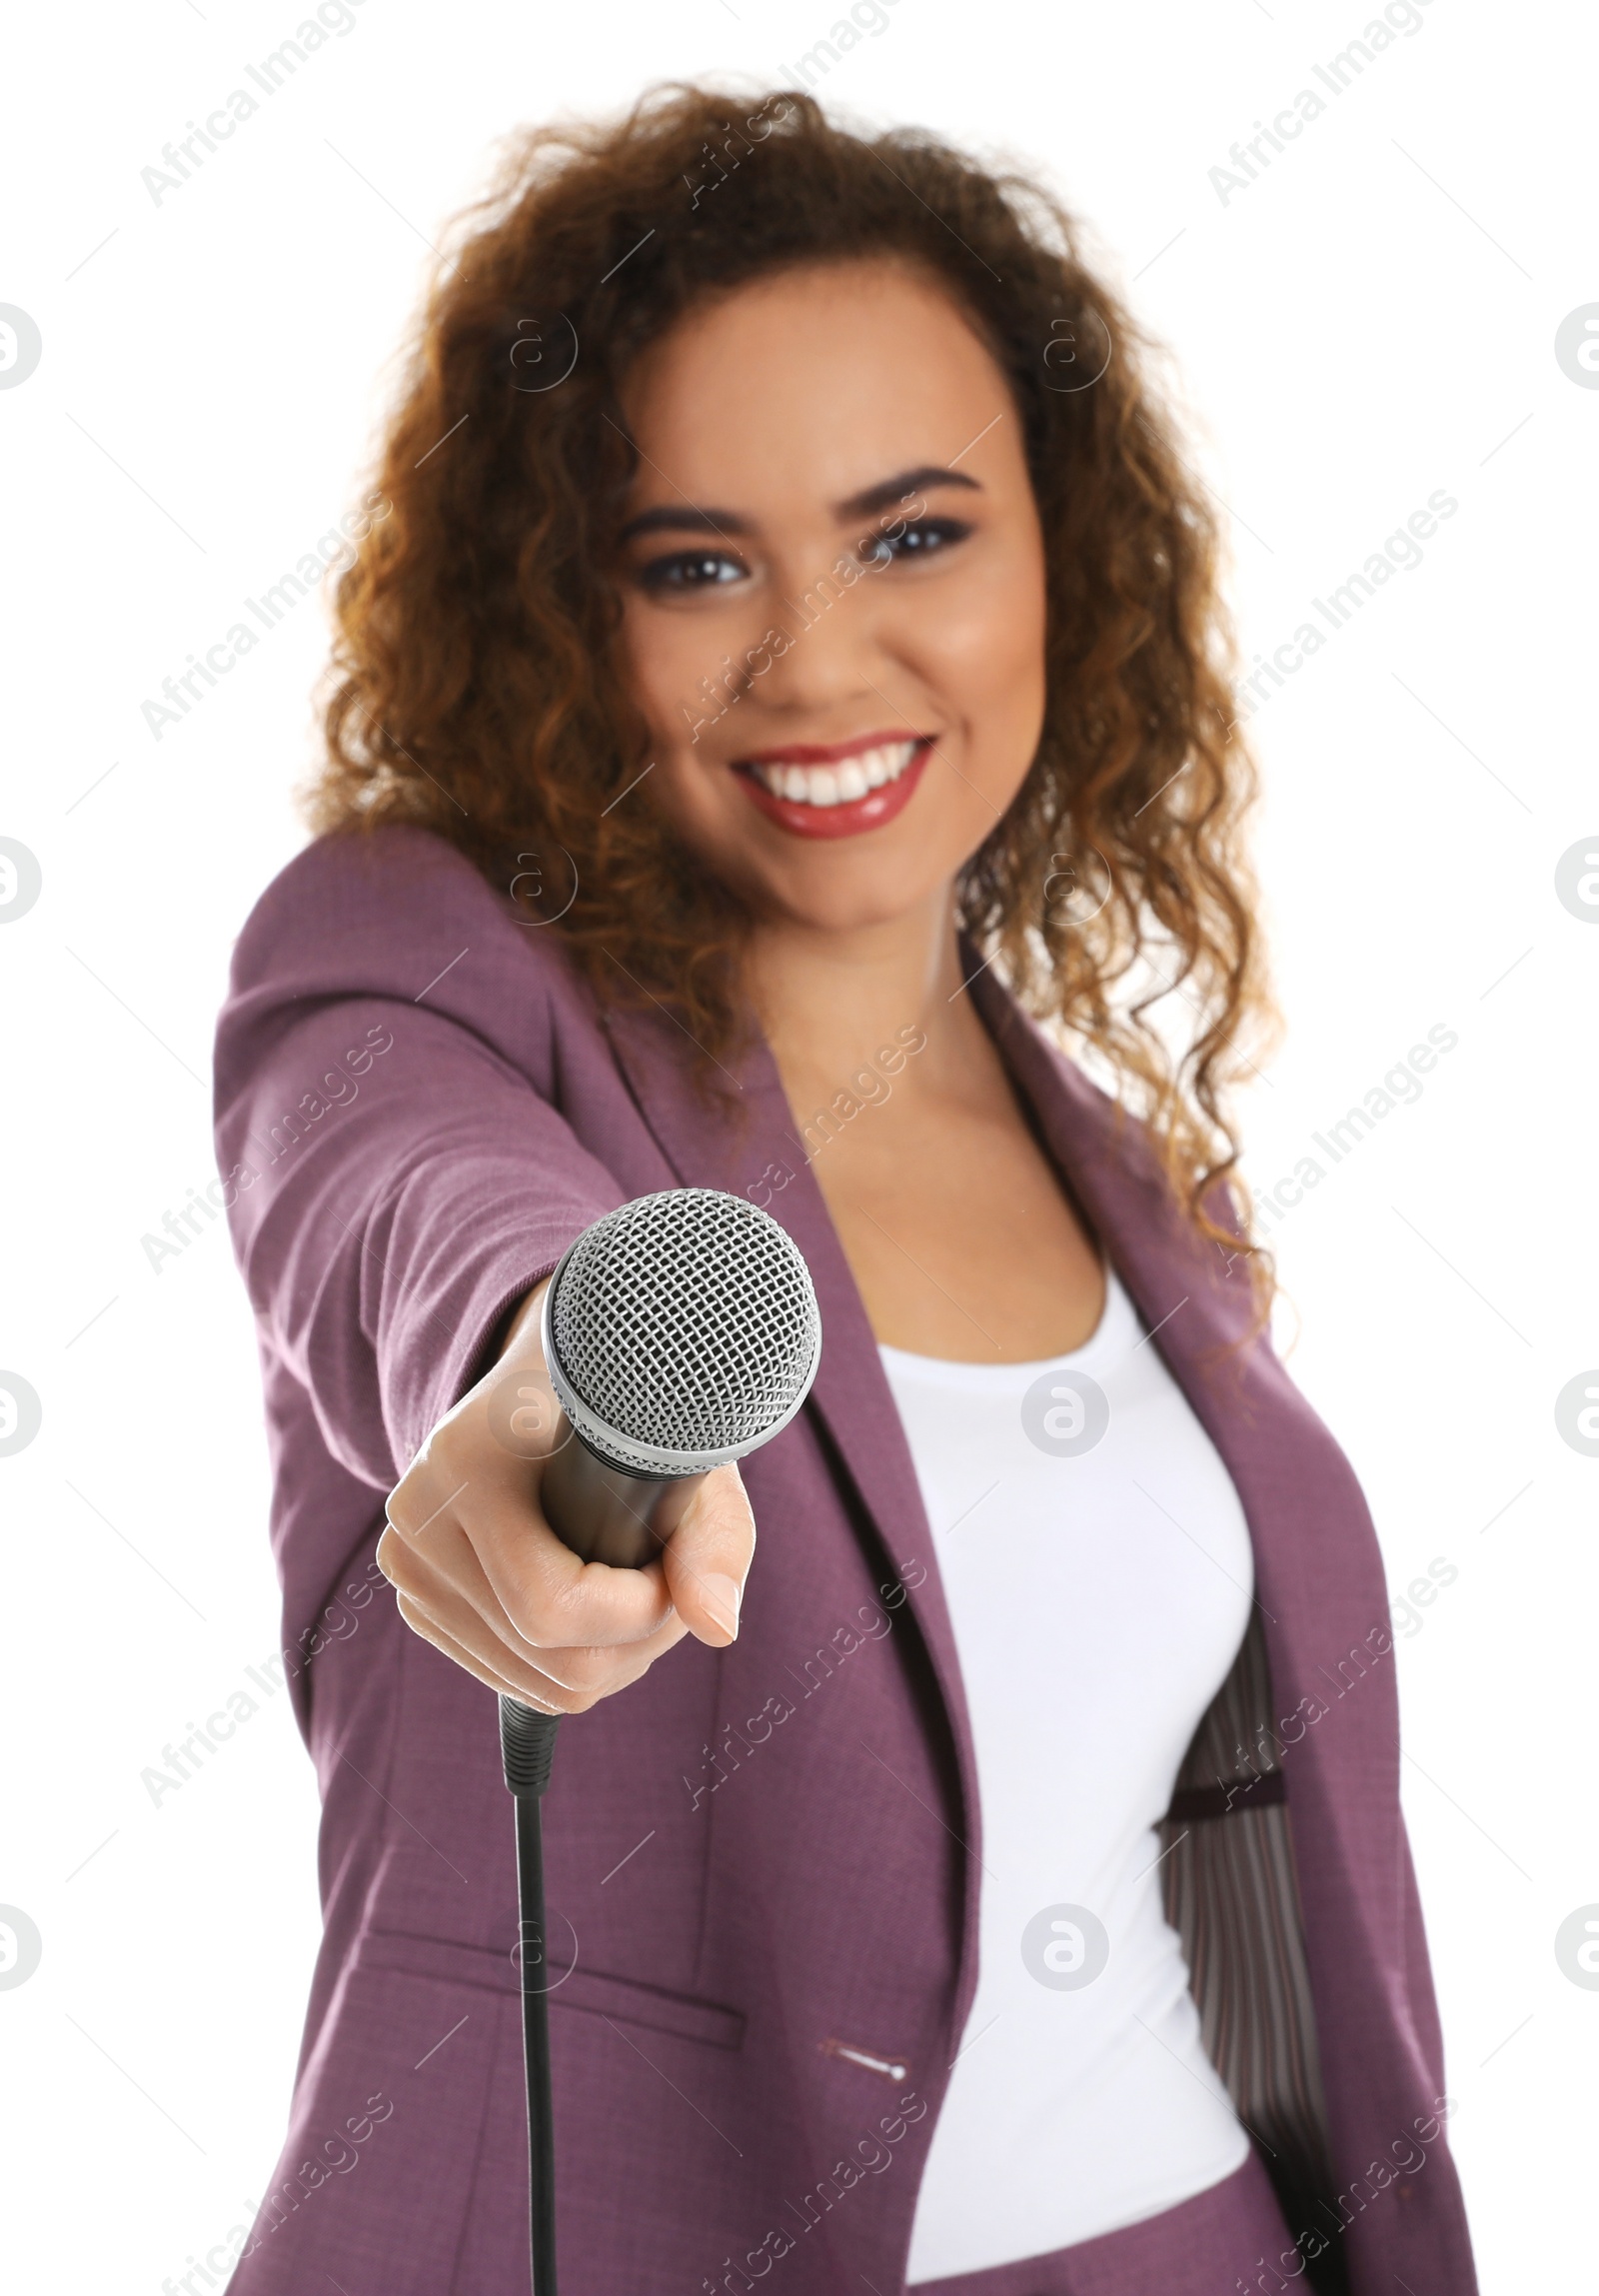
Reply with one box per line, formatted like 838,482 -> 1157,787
745,884 -> 977,1100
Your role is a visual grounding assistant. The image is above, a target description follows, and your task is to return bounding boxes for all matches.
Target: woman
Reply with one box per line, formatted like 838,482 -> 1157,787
214,85 -> 1475,2296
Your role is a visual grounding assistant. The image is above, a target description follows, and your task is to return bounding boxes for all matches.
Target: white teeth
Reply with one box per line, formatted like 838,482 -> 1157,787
751,739 -> 920,807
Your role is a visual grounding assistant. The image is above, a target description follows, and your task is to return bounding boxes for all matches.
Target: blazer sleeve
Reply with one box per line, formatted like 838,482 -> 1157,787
212,827 -> 625,1492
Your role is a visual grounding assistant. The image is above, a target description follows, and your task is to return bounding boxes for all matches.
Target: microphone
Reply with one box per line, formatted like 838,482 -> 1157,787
535,1184 -> 823,1567
496,1187 -> 821,2295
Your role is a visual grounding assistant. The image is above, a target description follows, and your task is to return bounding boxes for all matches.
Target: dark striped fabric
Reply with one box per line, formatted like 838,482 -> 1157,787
1159,1611 -> 1349,2295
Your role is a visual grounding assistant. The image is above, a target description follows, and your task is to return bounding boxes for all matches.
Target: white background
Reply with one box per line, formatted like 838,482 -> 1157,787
2,1 -> 1594,2287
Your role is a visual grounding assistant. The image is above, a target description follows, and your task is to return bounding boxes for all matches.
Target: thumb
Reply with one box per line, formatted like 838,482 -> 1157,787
656,1462 -> 756,1648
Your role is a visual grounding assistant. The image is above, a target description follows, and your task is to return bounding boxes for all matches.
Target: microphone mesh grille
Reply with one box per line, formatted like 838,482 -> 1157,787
550,1189 -> 820,1460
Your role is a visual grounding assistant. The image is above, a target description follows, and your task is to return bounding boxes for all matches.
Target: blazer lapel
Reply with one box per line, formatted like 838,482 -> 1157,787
599,1002 -> 982,1850
966,966 -> 1404,1993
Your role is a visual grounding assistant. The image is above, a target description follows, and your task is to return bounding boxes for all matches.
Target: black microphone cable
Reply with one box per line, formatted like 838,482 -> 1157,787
500,1695 -> 564,2296
495,1456 -> 671,2295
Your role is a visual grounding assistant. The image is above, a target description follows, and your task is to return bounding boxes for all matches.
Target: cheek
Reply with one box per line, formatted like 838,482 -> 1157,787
952,588 -> 1045,705
618,603 -> 690,735
910,553 -> 1047,768
640,736 -> 767,900
618,598 -> 747,749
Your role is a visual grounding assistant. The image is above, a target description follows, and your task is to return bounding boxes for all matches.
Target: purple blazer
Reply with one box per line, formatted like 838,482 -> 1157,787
213,826 -> 1476,2294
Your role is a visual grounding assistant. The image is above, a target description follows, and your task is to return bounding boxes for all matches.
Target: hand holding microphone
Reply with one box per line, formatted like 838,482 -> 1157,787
379,1187 -> 821,1712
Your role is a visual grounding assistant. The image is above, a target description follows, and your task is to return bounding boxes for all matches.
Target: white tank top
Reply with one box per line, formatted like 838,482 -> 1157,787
881,1263 -> 1253,2281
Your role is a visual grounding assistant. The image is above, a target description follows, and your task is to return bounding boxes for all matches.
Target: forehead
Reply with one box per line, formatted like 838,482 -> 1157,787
617,259 -> 1020,510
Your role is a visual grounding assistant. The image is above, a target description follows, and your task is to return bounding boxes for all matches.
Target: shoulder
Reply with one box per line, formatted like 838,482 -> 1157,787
234,824 -> 515,966
231,824 -> 582,995
218,825 -> 596,1074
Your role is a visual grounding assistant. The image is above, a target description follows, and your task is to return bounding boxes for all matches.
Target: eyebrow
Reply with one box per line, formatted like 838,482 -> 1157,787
615,463 -> 982,545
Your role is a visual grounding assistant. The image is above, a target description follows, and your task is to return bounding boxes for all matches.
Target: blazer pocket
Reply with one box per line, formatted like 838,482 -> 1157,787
358,1929 -> 746,2052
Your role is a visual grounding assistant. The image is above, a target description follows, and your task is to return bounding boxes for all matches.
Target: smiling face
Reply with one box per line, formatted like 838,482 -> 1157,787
613,259 -> 1050,937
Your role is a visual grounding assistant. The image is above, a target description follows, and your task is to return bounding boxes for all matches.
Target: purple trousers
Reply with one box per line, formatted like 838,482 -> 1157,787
906,2152 -> 1298,2296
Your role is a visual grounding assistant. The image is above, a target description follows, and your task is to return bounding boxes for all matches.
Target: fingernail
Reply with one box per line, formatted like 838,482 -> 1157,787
701,1572 -> 742,1641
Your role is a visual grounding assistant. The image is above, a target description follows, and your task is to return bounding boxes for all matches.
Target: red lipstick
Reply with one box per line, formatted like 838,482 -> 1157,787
733,735 -> 933,842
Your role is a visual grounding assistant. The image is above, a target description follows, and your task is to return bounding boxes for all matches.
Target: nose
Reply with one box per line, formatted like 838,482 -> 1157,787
749,558 -> 888,722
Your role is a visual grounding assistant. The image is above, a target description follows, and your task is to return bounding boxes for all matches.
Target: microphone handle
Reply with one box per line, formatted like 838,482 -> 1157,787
539,1415 -> 681,1569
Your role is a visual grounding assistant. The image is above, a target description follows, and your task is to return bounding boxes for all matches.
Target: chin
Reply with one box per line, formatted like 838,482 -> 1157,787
769,872 -> 934,935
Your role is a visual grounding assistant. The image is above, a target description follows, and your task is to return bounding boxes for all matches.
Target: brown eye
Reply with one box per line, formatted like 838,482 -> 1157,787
638,550 -> 749,595
860,518 -> 972,568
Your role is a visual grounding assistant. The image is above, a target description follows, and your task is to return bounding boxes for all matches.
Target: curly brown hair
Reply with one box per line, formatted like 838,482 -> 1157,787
309,80 -> 1279,1311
